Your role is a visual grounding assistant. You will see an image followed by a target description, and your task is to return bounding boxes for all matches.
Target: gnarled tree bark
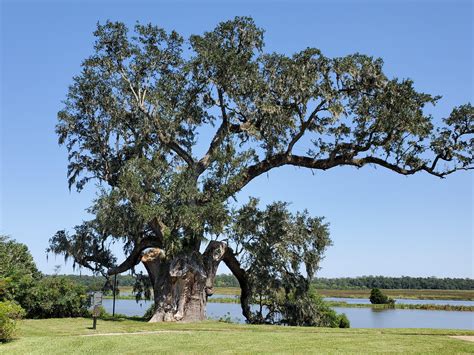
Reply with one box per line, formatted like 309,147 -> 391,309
140,241 -> 241,322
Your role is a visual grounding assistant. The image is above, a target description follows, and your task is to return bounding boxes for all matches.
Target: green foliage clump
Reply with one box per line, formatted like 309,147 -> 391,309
370,288 -> 395,305
1,236 -> 92,319
0,236 -> 41,305
231,199 -> 336,326
0,301 -> 25,342
1,236 -> 90,319
337,313 -> 351,328
214,274 -> 239,288
279,290 -> 350,328
50,16 -> 473,283
23,276 -> 89,318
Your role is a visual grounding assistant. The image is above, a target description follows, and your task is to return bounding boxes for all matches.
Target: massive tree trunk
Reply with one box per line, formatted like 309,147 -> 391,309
141,241 -> 229,322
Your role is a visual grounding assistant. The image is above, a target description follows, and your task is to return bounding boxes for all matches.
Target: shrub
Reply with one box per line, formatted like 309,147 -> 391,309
310,292 -> 350,328
279,289 -> 350,328
1,236 -> 93,320
0,236 -> 41,306
369,288 -> 395,305
0,301 -> 25,342
337,313 -> 350,328
23,276 -> 89,318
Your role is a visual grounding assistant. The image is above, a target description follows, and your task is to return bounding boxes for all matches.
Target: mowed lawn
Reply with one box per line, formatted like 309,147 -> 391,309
1,318 -> 473,354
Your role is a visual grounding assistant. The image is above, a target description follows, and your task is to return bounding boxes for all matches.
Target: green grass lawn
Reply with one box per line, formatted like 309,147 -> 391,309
1,318 -> 473,354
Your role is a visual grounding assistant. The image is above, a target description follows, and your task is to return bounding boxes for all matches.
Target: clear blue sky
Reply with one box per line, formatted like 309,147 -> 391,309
1,0 -> 472,278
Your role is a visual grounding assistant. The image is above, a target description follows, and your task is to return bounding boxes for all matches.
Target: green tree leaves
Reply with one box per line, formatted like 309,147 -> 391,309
229,199 -> 332,324
0,236 -> 40,305
52,16 -> 472,281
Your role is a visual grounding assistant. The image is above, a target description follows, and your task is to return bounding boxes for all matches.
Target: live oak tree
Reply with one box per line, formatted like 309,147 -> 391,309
49,17 -> 473,323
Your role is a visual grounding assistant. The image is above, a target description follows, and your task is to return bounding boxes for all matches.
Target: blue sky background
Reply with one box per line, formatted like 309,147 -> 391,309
1,0 -> 472,277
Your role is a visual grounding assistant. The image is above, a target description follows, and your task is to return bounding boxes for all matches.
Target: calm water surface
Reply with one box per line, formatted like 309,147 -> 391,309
102,299 -> 474,330
208,294 -> 474,306
323,297 -> 474,306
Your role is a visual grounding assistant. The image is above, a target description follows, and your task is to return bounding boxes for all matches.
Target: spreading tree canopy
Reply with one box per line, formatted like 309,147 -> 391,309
49,17 -> 473,323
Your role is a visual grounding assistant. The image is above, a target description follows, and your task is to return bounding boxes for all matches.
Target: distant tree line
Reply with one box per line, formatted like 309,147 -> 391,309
213,274 -> 474,290
312,276 -> 474,290
214,274 -> 240,288
53,274 -> 136,292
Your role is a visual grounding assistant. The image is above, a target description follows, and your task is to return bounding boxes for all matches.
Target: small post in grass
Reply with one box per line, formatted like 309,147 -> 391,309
112,274 -> 117,317
91,291 -> 103,330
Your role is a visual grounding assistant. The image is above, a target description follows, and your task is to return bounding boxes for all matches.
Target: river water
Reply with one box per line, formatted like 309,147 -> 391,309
102,298 -> 474,330
210,295 -> 474,306
324,297 -> 474,306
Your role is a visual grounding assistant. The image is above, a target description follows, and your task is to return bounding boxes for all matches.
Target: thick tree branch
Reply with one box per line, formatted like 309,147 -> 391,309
149,218 -> 166,246
196,88 -> 230,175
156,130 -> 195,167
222,246 -> 253,322
107,238 -> 162,275
224,147 -> 471,199
202,241 -> 227,295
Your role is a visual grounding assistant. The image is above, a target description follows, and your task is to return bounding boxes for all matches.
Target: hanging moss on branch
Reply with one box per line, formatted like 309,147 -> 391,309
48,17 -> 472,324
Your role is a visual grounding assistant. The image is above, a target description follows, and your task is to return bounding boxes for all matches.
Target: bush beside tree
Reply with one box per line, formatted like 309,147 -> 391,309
280,291 -> 350,328
0,236 -> 41,306
0,301 -> 25,342
0,236 -> 89,319
22,276 -> 89,319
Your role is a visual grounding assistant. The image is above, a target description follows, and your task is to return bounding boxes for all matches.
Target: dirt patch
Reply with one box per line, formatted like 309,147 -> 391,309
449,336 -> 474,342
